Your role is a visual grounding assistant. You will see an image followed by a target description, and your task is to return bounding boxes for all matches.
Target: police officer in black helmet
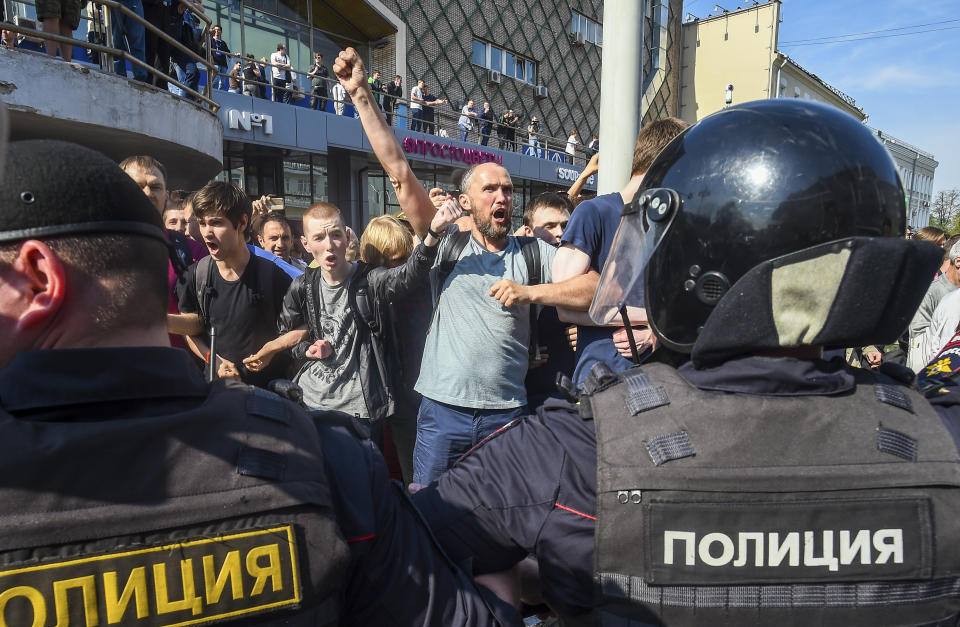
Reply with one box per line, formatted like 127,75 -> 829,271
412,99 -> 960,626
0,133 -> 519,624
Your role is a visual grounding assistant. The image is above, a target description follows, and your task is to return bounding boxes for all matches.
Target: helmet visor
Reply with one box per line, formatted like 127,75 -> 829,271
589,188 -> 679,324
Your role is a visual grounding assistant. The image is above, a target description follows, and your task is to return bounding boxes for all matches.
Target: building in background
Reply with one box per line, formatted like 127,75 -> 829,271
872,130 -> 938,227
679,1 -> 865,123
4,0 -> 694,232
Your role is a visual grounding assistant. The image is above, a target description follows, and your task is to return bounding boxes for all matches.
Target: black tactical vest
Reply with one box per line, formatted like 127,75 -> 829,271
583,362 -> 960,626
0,381 -> 349,626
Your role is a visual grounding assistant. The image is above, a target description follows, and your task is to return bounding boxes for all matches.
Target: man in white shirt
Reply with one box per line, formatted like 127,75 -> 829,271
409,79 -> 425,132
270,43 -> 292,104
565,129 -> 580,165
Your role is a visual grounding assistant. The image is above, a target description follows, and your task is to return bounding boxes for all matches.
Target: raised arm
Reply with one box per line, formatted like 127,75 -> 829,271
333,48 -> 436,239
567,152 -> 599,200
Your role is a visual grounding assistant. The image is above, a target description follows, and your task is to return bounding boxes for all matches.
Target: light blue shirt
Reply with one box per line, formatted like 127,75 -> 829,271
415,229 -> 556,409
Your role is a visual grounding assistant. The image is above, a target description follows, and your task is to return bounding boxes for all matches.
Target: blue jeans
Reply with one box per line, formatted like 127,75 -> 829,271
458,125 -> 469,142
409,108 -> 423,132
413,397 -> 528,485
214,64 -> 228,90
173,55 -> 198,100
111,0 -> 147,81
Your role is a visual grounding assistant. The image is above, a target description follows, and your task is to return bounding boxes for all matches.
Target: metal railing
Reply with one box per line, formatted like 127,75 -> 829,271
218,54 -> 597,165
2,0 -> 219,110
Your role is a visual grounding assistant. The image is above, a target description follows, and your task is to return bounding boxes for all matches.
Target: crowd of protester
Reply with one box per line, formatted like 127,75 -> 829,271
105,53 -> 659,487
6,39 -> 960,625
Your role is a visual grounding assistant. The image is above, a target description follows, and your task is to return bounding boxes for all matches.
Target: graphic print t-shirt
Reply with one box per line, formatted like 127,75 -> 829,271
295,266 -> 367,419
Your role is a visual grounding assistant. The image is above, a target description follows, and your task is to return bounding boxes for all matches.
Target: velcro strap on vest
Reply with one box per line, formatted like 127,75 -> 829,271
237,447 -> 287,480
877,425 -> 918,461
247,388 -> 292,425
623,369 -> 670,415
875,384 -> 913,413
643,431 -> 694,466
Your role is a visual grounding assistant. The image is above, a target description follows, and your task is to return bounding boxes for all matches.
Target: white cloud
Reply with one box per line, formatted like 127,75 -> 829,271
837,64 -> 959,91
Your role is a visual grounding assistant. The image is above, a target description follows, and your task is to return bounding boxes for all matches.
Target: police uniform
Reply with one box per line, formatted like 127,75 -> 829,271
0,140 -> 519,627
412,100 -> 960,626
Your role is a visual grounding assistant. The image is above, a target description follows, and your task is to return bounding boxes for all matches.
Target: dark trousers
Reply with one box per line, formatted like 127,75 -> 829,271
272,77 -> 290,104
142,1 -> 169,89
310,86 -> 327,111
480,128 -> 491,146
409,108 -> 423,132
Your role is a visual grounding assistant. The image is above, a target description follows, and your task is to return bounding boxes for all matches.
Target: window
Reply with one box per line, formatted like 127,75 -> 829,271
472,40 -> 485,66
571,11 -> 602,46
471,40 -> 538,84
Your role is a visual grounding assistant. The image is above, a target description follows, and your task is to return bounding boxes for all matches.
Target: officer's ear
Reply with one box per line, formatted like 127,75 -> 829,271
8,239 -> 67,332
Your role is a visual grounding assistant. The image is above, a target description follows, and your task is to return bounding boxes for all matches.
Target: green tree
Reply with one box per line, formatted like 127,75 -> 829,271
929,189 -> 960,232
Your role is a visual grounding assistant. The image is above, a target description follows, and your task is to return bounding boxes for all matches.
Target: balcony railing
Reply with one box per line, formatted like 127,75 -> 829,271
2,0 -> 219,110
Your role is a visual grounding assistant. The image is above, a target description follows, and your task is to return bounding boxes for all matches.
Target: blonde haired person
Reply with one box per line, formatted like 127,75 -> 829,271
360,215 -> 414,268
357,214 -> 427,484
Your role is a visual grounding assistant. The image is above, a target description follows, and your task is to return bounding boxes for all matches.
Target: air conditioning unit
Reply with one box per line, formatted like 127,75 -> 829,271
570,31 -> 586,46
487,70 -> 502,84
535,85 -> 549,99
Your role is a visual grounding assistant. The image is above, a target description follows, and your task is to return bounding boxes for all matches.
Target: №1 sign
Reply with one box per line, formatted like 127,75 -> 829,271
227,110 -> 274,135
402,137 -> 503,165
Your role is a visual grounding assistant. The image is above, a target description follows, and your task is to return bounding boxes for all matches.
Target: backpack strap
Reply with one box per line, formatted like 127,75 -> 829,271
433,229 -> 472,305
517,236 -> 542,354
304,268 -> 321,341
350,263 -> 379,334
194,255 -> 215,328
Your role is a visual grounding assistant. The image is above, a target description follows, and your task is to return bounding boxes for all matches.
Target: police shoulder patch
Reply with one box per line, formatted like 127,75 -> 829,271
918,331 -> 960,396
0,526 -> 301,626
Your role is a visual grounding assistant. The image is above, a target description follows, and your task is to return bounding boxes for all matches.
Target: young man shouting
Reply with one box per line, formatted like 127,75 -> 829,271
177,181 -> 293,387
245,201 -> 461,435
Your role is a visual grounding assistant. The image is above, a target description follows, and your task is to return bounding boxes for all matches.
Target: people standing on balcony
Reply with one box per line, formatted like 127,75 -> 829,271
110,0 -> 148,81
385,74 -> 402,126
497,108 -> 518,151
140,0 -> 169,88
587,133 -> 598,155
306,52 -> 329,111
256,56 -> 269,98
420,84 -> 446,135
478,101 -> 494,147
270,42 -> 292,104
36,0 -> 80,61
241,53 -> 262,98
227,59 -> 241,94
527,115 -> 542,148
506,109 -> 521,151
204,24 -> 230,90
457,99 -> 477,142
166,0 -> 200,99
565,129 -> 580,165
332,79 -> 347,115
409,78 -> 425,132
368,69 -> 384,109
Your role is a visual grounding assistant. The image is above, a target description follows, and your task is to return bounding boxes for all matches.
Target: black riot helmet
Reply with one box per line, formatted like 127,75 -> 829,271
590,99 -> 942,364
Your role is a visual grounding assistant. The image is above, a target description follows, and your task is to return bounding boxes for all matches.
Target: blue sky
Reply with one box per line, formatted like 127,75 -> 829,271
685,0 -> 960,197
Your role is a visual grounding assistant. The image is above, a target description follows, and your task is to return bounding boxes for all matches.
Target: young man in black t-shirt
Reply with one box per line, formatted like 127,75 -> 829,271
177,181 -> 292,387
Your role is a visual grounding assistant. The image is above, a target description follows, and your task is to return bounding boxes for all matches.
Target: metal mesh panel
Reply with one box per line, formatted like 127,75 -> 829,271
378,0 -> 606,143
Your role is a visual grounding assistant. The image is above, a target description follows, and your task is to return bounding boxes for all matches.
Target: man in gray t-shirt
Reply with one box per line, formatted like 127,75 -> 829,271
297,264 -> 368,417
410,162 -> 593,484
335,49 -> 598,485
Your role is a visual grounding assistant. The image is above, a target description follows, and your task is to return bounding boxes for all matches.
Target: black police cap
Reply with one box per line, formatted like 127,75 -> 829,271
0,140 -> 167,245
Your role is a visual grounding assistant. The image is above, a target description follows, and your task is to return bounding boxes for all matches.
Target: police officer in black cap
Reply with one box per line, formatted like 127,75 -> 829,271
412,99 -> 960,625
0,137 -> 520,626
